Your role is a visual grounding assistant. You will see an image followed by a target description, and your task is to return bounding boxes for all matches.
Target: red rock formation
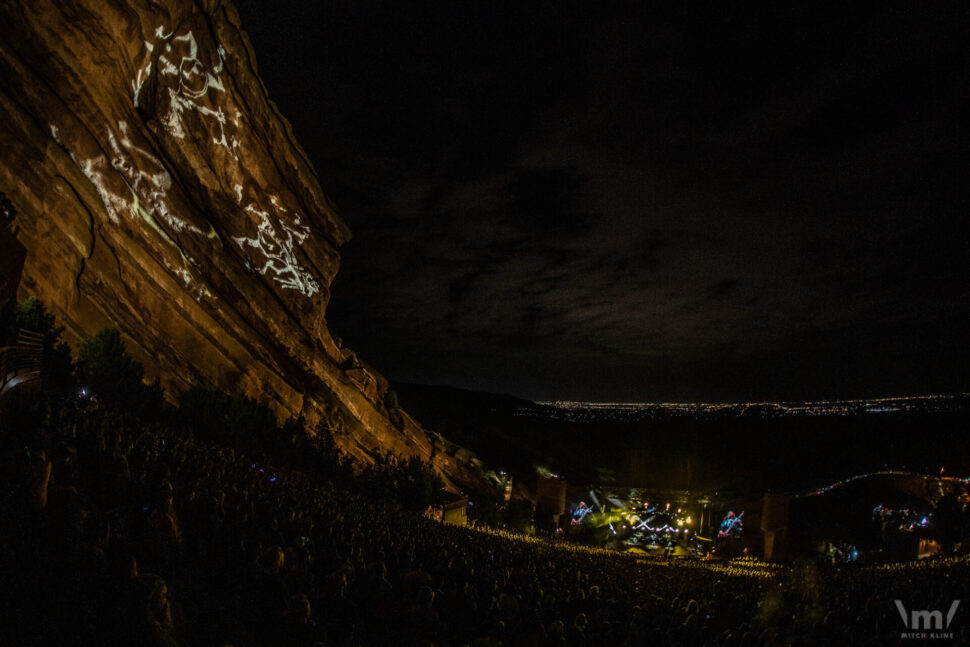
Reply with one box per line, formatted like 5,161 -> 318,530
0,0 -> 478,487
0,222 -> 26,309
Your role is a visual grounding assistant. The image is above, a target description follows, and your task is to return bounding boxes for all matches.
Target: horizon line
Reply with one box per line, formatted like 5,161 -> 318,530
535,391 -> 969,408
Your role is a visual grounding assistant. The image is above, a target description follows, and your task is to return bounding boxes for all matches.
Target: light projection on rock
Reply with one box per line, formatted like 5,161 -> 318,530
134,27 -> 240,158
51,121 -> 191,235
50,125 -> 128,225
133,25 -> 320,298
233,201 -> 321,298
107,121 -> 197,235
51,121 -> 206,293
53,24 -> 322,299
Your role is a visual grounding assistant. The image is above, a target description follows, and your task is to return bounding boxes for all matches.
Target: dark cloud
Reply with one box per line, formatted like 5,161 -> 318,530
503,167 -> 590,235
237,0 -> 970,401
706,279 -> 740,301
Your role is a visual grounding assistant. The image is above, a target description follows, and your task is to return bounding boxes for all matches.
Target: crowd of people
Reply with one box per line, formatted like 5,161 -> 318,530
2,398 -> 967,647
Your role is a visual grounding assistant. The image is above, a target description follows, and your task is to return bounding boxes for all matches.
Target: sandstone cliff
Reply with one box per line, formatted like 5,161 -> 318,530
0,0 -> 476,486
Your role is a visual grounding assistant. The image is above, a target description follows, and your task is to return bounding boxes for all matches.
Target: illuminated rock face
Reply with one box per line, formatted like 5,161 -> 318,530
0,0 -> 470,482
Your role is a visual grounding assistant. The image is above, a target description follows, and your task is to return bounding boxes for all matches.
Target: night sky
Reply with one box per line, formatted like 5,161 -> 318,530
235,1 -> 970,402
